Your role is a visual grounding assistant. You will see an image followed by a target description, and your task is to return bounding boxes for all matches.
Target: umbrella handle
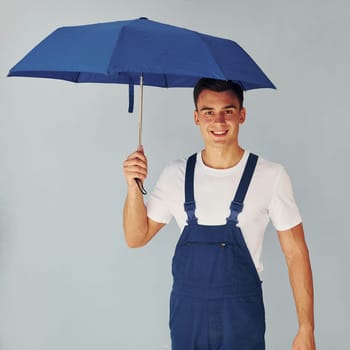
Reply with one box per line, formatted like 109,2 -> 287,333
135,178 -> 147,195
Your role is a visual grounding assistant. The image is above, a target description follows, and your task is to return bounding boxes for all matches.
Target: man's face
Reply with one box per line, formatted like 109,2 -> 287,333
194,89 -> 246,150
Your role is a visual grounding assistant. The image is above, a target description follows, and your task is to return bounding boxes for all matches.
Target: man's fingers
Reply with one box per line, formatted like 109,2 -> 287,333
124,157 -> 147,167
123,159 -> 147,173
127,151 -> 146,160
123,167 -> 147,186
124,165 -> 147,177
126,150 -> 147,164
126,172 -> 147,182
123,149 -> 148,187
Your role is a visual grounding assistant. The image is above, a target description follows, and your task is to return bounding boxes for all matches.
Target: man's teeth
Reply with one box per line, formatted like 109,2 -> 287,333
212,131 -> 227,135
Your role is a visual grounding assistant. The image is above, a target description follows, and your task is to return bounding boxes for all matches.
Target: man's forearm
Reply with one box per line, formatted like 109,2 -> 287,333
278,224 -> 316,349
287,246 -> 314,331
123,187 -> 148,247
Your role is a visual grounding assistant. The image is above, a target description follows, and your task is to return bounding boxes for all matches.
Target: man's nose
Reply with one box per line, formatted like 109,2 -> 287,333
213,112 -> 226,122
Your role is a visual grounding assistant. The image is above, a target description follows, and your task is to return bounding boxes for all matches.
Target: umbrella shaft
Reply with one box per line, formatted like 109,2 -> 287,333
138,74 -> 144,148
136,73 -> 147,195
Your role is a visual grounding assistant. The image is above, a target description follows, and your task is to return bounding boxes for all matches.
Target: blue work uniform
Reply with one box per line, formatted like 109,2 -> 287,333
169,153 -> 265,350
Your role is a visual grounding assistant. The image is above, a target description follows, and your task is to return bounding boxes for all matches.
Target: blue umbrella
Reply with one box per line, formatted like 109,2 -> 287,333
8,17 -> 276,193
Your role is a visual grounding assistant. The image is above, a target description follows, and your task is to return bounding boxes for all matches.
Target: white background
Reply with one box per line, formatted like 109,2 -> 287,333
0,0 -> 349,349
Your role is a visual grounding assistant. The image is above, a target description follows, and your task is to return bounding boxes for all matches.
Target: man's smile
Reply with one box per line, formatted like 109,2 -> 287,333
210,130 -> 229,136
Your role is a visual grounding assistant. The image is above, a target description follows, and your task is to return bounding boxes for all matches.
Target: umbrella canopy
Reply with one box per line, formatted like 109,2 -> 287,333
8,17 -> 275,111
8,17 -> 276,194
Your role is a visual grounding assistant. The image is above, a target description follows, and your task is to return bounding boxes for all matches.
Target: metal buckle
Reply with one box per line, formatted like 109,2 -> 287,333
227,201 -> 243,222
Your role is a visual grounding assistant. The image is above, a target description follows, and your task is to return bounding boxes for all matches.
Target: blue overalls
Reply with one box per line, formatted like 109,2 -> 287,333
169,153 -> 265,350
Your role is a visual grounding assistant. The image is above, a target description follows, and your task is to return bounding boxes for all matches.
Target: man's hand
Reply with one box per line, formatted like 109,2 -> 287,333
123,146 -> 148,190
122,147 -> 165,247
292,326 -> 316,349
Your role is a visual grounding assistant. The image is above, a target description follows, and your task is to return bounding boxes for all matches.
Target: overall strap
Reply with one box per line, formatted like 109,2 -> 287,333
227,153 -> 259,223
184,153 -> 197,223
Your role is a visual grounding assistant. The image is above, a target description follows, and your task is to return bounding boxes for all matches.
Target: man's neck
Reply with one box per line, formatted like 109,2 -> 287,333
201,146 -> 245,169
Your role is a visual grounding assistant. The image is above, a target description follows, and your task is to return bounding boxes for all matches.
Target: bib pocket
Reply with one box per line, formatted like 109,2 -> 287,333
173,241 -> 236,287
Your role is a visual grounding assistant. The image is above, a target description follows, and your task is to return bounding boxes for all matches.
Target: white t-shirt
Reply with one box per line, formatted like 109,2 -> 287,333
146,150 -> 302,275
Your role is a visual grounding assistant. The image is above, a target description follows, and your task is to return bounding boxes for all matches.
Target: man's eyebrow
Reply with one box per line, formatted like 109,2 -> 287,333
199,105 -> 238,111
199,107 -> 214,112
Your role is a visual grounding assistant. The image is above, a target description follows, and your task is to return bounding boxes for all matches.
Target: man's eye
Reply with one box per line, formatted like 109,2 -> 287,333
204,111 -> 213,116
225,110 -> 233,115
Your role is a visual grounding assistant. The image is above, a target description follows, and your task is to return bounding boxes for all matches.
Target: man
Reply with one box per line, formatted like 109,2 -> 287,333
123,78 -> 315,349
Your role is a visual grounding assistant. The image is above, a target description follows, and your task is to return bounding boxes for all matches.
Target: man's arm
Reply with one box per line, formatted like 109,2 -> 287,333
123,148 -> 165,248
277,223 -> 316,350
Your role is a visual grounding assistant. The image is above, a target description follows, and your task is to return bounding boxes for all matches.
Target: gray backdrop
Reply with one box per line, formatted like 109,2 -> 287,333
1,0 -> 349,349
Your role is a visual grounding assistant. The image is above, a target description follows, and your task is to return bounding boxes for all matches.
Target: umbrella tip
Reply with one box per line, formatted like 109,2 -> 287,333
139,17 -> 148,20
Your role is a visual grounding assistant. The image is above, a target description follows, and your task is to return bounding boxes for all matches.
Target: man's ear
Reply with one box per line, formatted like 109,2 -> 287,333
194,110 -> 200,125
239,107 -> 246,124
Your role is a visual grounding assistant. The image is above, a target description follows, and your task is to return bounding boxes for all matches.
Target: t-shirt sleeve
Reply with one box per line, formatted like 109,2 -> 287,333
146,165 -> 173,224
268,166 -> 302,231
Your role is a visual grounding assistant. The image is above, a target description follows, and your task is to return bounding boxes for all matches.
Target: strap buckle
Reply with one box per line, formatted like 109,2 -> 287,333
184,201 -> 197,224
227,201 -> 243,223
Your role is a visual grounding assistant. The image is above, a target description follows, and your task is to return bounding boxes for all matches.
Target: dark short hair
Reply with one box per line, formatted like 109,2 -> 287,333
193,78 -> 244,109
